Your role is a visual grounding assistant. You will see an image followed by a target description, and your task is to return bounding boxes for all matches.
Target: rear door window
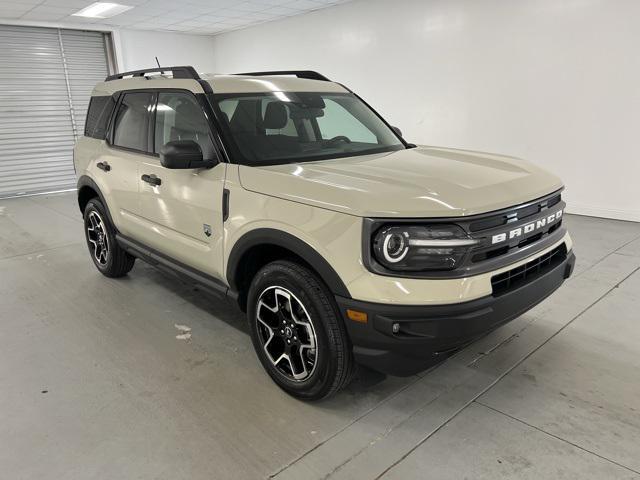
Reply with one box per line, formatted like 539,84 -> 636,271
112,92 -> 153,152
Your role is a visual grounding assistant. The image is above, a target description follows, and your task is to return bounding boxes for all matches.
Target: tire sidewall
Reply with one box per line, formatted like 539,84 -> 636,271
247,263 -> 340,399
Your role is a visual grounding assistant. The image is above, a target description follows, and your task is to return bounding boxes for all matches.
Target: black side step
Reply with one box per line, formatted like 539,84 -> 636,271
116,234 -> 239,303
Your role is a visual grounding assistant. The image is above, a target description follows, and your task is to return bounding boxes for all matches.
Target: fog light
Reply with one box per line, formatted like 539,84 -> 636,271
392,323 -> 400,333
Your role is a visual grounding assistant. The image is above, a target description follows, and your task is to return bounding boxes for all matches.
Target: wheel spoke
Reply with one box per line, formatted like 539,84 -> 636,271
257,299 -> 279,329
274,288 -> 293,319
291,309 -> 316,349
256,314 -> 275,350
258,298 -> 278,313
88,212 -> 99,230
273,353 -> 299,379
291,347 -> 310,380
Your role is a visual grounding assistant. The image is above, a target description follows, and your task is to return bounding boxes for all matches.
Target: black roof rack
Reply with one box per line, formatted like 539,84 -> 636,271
236,70 -> 331,82
105,66 -> 200,82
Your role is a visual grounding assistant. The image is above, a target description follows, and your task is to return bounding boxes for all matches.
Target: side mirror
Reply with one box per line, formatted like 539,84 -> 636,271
160,140 -> 217,169
391,126 -> 403,138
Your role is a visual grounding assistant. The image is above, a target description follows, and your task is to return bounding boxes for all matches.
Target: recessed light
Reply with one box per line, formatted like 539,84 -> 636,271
72,2 -> 133,19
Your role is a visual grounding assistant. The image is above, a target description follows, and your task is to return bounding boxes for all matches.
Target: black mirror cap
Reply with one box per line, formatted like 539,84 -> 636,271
160,140 -> 217,169
391,126 -> 403,138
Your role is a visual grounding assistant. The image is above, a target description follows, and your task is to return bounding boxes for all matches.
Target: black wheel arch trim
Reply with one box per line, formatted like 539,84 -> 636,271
226,228 -> 351,299
77,176 -> 115,225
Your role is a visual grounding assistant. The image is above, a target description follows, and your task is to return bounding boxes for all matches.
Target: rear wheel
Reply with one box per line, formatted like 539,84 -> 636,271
83,198 -> 135,278
247,260 -> 354,400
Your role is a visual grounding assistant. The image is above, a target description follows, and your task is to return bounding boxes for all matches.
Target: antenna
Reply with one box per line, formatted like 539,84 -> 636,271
155,57 -> 164,74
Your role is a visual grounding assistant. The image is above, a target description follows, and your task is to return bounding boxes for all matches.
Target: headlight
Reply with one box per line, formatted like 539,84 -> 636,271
372,224 -> 478,271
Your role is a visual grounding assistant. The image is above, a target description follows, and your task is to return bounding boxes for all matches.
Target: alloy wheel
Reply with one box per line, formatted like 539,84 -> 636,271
86,210 -> 110,266
255,286 -> 318,381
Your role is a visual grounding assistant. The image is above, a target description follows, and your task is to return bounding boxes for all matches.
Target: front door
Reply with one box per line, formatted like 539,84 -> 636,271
138,90 -> 226,278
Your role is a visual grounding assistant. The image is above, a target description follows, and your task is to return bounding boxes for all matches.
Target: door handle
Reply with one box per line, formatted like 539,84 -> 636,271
141,174 -> 162,186
96,161 -> 111,172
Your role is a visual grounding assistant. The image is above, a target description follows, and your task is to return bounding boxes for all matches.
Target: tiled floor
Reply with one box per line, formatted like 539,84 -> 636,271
1,193 -> 639,479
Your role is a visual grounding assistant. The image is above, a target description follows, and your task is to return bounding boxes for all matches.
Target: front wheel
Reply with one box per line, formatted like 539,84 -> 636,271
247,260 -> 354,400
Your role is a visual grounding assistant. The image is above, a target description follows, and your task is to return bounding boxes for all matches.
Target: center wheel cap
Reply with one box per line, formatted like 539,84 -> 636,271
284,326 -> 293,338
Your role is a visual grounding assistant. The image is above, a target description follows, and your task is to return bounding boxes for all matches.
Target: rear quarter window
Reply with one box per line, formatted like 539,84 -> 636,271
85,95 -> 116,140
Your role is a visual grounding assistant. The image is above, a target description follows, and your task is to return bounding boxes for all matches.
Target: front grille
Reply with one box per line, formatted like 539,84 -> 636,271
491,244 -> 567,296
470,218 -> 562,263
468,191 -> 564,264
469,194 -> 560,233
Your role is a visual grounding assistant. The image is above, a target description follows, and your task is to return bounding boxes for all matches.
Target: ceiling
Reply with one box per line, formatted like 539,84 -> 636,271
0,0 -> 351,35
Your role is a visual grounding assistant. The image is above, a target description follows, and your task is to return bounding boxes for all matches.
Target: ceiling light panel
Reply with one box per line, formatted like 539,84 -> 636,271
72,2 -> 133,18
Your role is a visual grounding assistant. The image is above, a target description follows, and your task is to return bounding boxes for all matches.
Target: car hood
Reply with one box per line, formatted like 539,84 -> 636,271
238,146 -> 564,218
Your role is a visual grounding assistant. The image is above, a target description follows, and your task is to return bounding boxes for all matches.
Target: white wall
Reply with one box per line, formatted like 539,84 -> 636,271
117,29 -> 216,73
210,0 -> 640,222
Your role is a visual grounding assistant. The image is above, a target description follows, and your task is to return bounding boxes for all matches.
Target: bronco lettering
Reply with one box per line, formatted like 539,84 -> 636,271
492,209 -> 563,245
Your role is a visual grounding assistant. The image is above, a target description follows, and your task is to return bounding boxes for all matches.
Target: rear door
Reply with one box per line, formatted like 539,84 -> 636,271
92,91 -> 153,239
138,90 -> 226,278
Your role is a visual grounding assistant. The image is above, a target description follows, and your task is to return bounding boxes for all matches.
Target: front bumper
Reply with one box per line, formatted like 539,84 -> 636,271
336,249 -> 575,376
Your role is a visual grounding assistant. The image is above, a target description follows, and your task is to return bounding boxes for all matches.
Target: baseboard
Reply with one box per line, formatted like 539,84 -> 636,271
566,204 -> 640,223
0,187 -> 76,200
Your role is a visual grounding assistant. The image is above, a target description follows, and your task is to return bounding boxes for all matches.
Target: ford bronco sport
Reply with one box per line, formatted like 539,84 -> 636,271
75,66 -> 575,400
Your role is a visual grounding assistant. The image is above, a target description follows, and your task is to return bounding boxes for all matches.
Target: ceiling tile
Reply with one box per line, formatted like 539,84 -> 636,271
227,2 -> 271,13
217,17 -> 250,26
25,5 -> 77,14
0,0 -> 353,36
197,14 -> 233,24
283,0 -> 324,10
63,14 -> 100,23
42,0 -> 93,7
0,5 -> 33,18
162,10 -> 202,21
240,11 -> 278,20
1,0 -> 41,6
248,0 -> 295,5
213,8 -> 255,18
20,11 -> 68,21
262,5 -> 300,16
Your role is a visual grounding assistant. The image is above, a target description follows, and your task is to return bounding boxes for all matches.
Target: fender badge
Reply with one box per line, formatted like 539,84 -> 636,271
203,224 -> 212,237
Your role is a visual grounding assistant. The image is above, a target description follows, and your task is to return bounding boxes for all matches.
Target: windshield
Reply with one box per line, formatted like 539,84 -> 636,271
213,92 -> 405,166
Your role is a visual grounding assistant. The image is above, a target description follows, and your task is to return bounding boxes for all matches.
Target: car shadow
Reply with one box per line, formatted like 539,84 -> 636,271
133,261 -> 395,394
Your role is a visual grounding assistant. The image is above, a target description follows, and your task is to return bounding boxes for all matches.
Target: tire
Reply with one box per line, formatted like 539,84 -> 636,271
247,260 -> 354,400
83,198 -> 135,278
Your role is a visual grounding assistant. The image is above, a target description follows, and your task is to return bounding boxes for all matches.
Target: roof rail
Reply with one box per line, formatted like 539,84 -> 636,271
105,66 -> 200,82
236,70 -> 331,82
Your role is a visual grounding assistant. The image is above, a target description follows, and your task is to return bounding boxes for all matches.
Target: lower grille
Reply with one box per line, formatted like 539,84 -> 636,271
491,244 -> 567,296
